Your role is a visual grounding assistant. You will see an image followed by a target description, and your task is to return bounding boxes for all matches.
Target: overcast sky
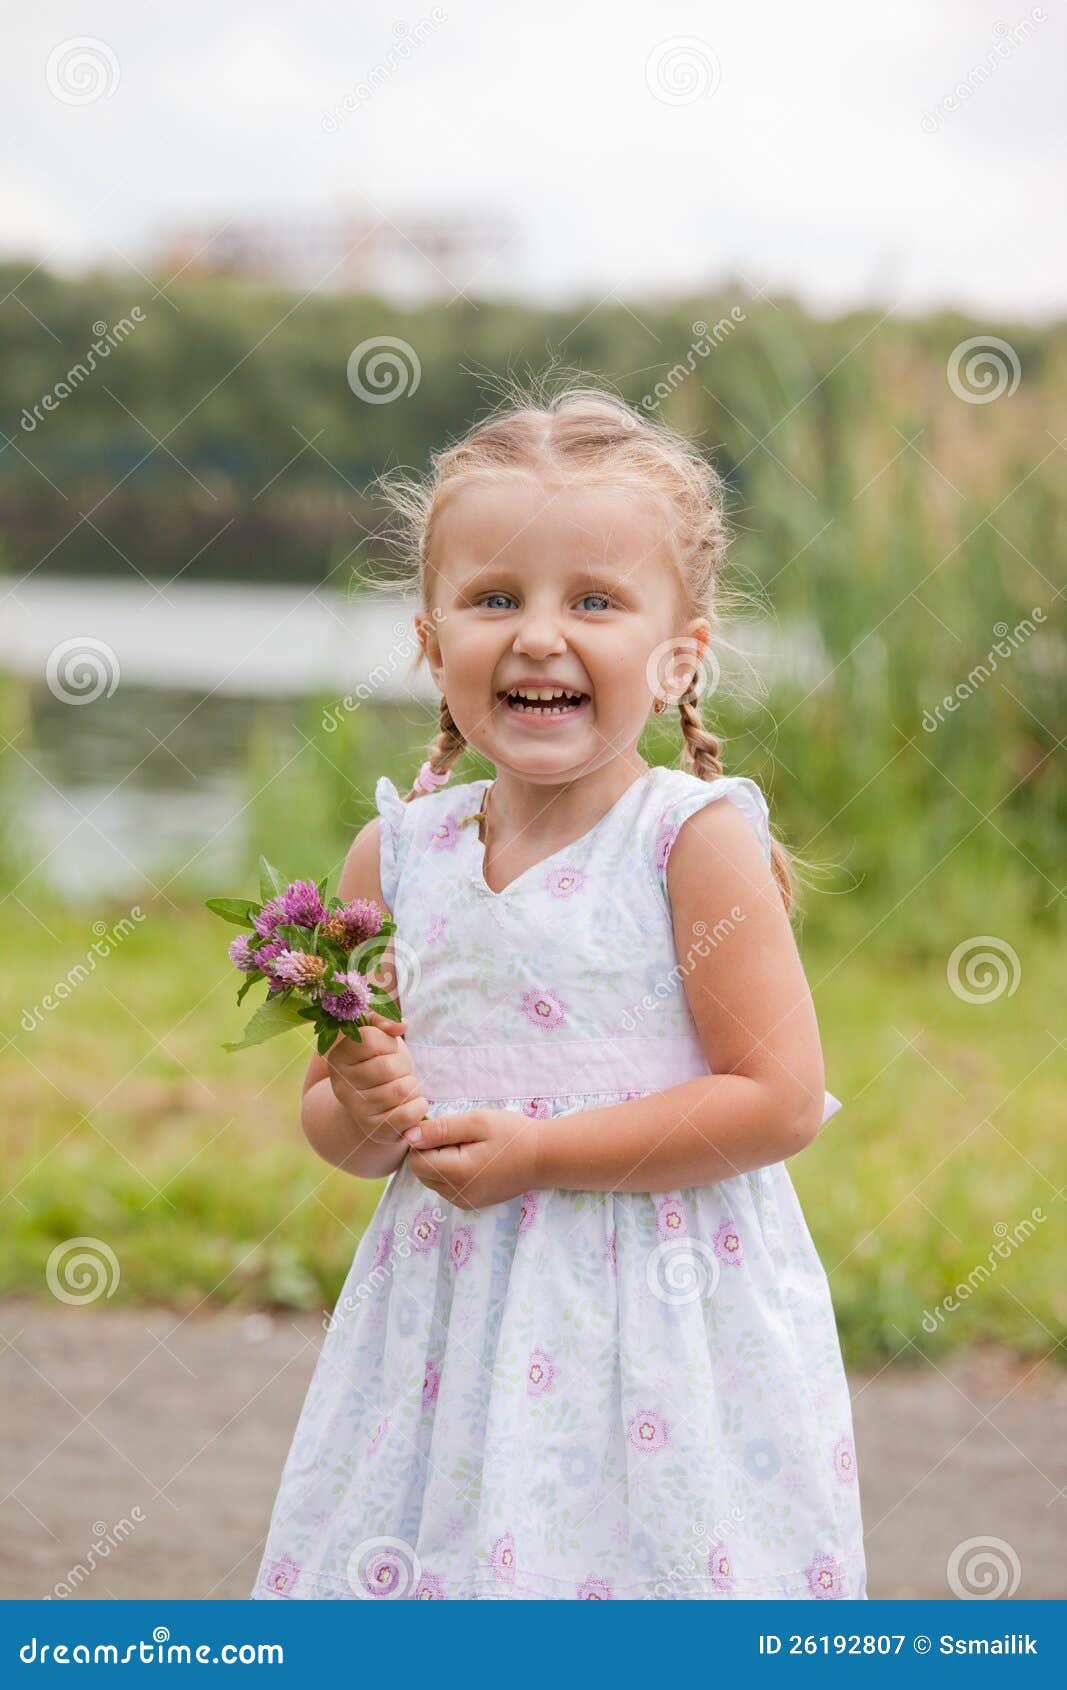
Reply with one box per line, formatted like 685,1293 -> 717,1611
3,0 -> 1064,319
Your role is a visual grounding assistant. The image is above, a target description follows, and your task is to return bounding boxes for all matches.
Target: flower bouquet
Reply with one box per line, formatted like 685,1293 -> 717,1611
207,858 -> 399,1055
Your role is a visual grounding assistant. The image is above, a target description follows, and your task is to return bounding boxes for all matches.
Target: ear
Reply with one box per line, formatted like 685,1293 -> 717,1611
682,618 -> 712,681
415,612 -> 445,690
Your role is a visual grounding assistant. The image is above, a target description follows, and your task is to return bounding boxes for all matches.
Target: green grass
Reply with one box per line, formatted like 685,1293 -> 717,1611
1,901 -> 1062,1368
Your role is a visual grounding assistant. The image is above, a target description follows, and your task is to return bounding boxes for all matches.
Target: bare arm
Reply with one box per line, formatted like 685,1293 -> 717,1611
535,798 -> 827,1193
300,816 -> 428,1180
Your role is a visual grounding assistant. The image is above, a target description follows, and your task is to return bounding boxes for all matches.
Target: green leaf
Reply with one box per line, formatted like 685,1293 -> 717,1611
258,856 -> 288,903
317,938 -> 349,970
271,923 -> 306,949
236,973 -> 261,1006
369,993 -> 402,1023
222,991 -> 307,1053
316,1023 -> 338,1056
205,897 -> 257,928
338,1021 -> 365,1043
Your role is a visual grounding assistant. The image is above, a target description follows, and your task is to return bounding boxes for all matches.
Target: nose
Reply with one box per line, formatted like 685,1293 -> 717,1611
512,606 -> 567,658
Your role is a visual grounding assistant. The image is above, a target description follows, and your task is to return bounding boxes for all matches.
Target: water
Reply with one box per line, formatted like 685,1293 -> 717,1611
0,577 -> 437,697
1,577 -> 833,899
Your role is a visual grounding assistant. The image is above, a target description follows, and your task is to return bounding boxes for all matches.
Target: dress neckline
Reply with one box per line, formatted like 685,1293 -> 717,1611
468,765 -> 658,899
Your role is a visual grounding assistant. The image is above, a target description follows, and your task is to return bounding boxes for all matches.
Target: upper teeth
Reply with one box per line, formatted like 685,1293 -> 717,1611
509,687 -> 580,700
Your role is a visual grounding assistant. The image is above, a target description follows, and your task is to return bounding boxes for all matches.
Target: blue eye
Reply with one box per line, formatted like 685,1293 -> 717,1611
579,592 -> 612,612
479,593 -> 516,610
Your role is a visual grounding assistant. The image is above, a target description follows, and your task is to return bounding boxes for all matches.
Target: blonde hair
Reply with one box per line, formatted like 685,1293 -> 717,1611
367,372 -> 796,913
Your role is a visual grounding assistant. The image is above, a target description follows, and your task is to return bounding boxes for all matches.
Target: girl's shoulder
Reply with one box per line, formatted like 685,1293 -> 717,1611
373,772 -> 486,908
639,764 -> 772,898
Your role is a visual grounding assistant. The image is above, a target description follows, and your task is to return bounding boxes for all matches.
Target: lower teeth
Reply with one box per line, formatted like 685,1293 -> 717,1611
509,698 -> 582,713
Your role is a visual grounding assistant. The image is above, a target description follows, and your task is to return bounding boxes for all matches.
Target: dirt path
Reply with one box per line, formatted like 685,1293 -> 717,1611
1,1301 -> 1062,1600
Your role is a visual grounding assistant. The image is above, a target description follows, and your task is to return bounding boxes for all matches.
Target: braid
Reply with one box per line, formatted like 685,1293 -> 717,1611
404,697 -> 467,801
677,682 -> 724,780
676,684 -> 795,917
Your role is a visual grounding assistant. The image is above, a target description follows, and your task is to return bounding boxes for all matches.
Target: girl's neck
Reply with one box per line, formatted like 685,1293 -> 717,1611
480,754 -> 649,848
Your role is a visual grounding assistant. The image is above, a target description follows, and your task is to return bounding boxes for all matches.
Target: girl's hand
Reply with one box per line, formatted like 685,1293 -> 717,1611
325,1012 -> 430,1147
402,1109 -> 539,1210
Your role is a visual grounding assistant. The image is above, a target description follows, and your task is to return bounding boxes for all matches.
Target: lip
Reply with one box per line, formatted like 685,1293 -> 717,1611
496,680 -> 591,696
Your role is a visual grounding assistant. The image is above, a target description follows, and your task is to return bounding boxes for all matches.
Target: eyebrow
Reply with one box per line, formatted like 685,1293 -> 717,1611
454,562 -> 633,593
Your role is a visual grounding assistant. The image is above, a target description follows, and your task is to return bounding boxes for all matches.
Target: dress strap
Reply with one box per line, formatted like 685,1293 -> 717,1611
374,776 -> 407,910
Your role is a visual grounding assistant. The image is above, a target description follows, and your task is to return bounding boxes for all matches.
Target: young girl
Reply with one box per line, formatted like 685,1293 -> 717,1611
250,384 -> 866,1602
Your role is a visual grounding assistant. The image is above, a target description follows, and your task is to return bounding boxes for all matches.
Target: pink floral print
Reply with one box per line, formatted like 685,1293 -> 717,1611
832,1435 -> 856,1483
358,1545 -> 406,1597
430,814 -> 463,850
545,865 -> 587,897
577,1574 -> 613,1599
490,1531 -> 516,1583
712,1218 -> 744,1266
517,1190 -> 540,1234
264,1556 -> 300,1596
653,819 -> 680,877
423,1357 -> 441,1411
449,1226 -> 475,1270
626,1408 -> 670,1453
805,1553 -> 847,1599
526,1348 -> 557,1395
707,1543 -> 734,1593
520,987 -> 569,1030
655,1195 -> 688,1238
410,1205 -> 441,1254
414,1571 -> 446,1599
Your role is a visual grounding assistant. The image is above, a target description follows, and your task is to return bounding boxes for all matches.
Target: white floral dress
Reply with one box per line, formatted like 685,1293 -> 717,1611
250,763 -> 867,1601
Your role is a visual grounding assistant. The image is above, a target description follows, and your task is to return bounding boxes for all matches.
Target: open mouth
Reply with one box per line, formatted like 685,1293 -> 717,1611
496,687 -> 591,717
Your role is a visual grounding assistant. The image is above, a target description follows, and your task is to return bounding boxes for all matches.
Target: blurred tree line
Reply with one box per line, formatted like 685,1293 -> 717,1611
1,261 -> 1063,935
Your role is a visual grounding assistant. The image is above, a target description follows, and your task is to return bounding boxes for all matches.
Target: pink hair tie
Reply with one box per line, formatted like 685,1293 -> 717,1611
413,760 -> 450,794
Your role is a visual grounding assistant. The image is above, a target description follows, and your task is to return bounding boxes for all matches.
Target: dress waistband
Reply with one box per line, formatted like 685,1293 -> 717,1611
406,1033 -> 842,1124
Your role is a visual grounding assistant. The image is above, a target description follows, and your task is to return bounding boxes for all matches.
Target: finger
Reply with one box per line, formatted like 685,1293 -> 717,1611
331,1025 -> 405,1069
367,1095 -> 429,1139
402,1112 -> 481,1149
363,1010 -> 408,1035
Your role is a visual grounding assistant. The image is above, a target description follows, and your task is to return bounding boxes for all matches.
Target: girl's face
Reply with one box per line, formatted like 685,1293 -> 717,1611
416,474 -> 711,784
